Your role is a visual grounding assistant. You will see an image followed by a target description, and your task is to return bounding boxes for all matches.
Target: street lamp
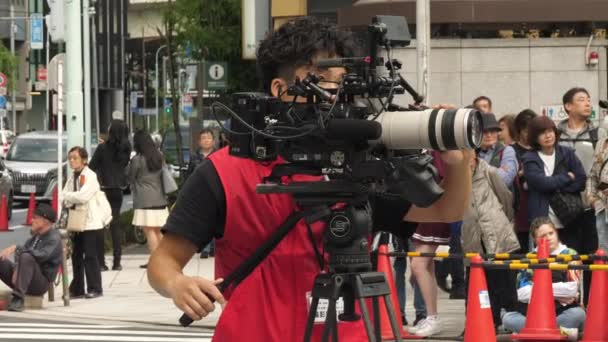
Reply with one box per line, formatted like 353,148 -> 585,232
155,45 -> 167,132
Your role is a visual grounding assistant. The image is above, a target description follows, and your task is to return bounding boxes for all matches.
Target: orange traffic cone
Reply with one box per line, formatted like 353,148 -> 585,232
464,255 -> 496,342
512,237 -> 566,341
0,195 -> 8,232
376,241 -> 419,340
24,192 -> 35,225
51,187 -> 58,214
582,249 -> 608,341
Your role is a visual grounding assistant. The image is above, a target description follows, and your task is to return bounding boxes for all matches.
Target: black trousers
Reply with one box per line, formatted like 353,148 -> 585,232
559,210 -> 597,306
465,266 -> 518,327
71,231 -> 102,294
436,225 -> 465,289
0,252 -> 49,298
98,189 -> 123,267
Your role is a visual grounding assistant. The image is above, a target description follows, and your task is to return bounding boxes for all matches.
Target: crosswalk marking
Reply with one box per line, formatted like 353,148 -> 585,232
0,328 -> 211,337
0,323 -> 213,342
0,334 -> 211,342
0,323 -> 129,328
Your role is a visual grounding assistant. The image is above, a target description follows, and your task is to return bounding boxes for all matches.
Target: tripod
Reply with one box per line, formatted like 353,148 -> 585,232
303,271 -> 403,342
257,180 -> 404,342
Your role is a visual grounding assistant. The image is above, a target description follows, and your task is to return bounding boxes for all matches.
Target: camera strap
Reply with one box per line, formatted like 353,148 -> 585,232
218,205 -> 331,294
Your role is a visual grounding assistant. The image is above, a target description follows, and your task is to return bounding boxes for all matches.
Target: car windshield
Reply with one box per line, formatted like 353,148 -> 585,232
7,138 -> 68,162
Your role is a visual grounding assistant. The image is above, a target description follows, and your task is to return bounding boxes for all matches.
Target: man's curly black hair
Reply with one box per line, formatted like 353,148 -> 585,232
256,17 -> 357,94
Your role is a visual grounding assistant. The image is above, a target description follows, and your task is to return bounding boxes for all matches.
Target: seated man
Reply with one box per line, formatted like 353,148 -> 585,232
0,203 -> 62,311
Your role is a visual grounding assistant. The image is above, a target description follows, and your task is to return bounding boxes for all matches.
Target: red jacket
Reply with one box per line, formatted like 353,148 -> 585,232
209,147 -> 368,341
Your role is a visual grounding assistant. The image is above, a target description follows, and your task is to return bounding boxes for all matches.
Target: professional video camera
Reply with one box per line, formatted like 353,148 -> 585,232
181,16 -> 483,341
220,15 -> 482,207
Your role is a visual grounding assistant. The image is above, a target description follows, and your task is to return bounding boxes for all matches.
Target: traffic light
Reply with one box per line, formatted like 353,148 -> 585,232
165,106 -> 171,114
45,0 -> 65,43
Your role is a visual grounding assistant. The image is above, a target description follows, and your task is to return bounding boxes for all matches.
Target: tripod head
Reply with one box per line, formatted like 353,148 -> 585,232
257,179 -> 374,274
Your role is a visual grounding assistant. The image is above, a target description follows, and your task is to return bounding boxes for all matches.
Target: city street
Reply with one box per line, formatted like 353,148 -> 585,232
0,195 -> 133,251
0,318 -> 213,342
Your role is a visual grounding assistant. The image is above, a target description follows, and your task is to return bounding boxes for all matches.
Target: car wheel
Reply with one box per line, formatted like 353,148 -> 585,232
134,226 -> 147,245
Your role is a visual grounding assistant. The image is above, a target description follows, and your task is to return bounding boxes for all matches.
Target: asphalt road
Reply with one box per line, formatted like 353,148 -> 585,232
0,317 -> 213,342
0,194 -> 133,251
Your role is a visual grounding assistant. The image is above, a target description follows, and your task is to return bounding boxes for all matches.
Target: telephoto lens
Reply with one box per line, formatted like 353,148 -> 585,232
372,108 -> 483,150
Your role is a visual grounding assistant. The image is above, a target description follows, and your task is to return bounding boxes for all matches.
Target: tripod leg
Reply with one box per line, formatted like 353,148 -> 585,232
372,297 -> 381,341
304,297 -> 320,342
322,298 -> 338,342
382,294 -> 403,342
358,297 -> 377,342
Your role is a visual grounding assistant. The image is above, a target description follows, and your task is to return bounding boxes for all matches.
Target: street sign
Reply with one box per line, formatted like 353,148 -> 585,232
0,109 -> 6,118
48,53 -> 65,91
205,62 -> 227,90
0,73 -> 8,88
182,94 -> 193,115
0,88 -> 6,96
37,68 -> 47,81
130,92 -> 139,112
0,96 -> 6,109
31,14 -> 44,50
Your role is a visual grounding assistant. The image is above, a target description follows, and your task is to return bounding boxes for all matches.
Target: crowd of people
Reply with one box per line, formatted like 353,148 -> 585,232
392,87 -> 605,337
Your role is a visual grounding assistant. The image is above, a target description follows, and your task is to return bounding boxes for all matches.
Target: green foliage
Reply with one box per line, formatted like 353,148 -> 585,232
0,41 -> 17,88
172,0 -> 258,92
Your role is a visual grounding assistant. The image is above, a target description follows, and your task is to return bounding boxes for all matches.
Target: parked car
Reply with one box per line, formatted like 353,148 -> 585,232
0,130 -> 16,159
4,132 -> 67,202
0,159 -> 14,219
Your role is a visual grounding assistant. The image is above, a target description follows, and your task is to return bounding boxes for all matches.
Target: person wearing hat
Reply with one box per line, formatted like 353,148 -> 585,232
0,203 -> 62,311
477,112 -> 519,188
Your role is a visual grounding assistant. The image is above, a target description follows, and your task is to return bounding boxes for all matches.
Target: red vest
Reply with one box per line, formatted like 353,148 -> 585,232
209,147 -> 367,341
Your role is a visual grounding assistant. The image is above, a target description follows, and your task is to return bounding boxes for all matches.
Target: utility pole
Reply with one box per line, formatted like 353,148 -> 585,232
45,20 -> 50,131
10,3 -> 16,131
90,2 -> 100,142
65,0 -> 84,150
83,0 -> 92,155
155,45 -> 166,131
416,0 -> 431,105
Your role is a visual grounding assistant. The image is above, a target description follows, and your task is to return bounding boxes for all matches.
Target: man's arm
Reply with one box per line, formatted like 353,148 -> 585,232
404,150 -> 474,223
496,146 -> 518,187
16,233 -> 61,263
148,233 -> 225,321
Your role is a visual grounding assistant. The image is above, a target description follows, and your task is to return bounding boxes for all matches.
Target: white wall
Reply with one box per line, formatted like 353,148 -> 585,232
392,38 -> 608,122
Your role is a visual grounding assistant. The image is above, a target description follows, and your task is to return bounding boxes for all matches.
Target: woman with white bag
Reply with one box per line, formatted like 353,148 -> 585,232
63,146 -> 112,299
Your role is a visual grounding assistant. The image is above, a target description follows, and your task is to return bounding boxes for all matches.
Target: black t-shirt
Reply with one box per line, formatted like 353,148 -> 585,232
163,159 -> 417,252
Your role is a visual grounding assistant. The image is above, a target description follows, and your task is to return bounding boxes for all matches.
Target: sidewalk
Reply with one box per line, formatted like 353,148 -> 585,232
0,245 -> 476,340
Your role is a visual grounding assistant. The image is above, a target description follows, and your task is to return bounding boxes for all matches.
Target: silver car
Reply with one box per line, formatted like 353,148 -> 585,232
4,131 -> 67,203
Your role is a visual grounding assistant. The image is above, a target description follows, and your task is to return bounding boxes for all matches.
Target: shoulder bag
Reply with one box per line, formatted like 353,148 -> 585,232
67,204 -> 88,232
548,191 -> 584,226
161,165 -> 178,194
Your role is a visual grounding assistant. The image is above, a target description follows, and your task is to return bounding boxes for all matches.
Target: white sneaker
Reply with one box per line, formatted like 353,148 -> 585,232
407,318 -> 427,334
412,317 -> 442,337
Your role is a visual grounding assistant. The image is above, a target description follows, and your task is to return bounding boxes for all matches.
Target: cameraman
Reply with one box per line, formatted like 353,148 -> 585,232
148,17 -> 474,341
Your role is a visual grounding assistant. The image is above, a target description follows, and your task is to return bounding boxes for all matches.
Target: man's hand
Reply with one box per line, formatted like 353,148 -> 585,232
0,245 -> 16,260
439,149 -> 475,166
168,274 -> 225,321
568,172 -> 575,180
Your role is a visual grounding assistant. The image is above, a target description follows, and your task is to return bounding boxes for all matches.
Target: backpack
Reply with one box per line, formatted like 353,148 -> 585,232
558,127 -> 599,149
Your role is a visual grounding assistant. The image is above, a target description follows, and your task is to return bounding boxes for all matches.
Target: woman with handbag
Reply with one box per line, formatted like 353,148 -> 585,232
586,132 -> 608,251
522,116 -> 587,251
63,146 -> 107,299
128,131 -> 168,269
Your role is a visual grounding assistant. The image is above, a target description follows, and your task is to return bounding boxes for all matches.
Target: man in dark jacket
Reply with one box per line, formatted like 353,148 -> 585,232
185,128 -> 216,258
0,204 -> 62,311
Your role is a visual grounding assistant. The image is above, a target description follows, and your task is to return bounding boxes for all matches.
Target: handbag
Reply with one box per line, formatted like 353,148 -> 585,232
548,191 -> 584,226
96,191 -> 113,227
66,205 -> 88,232
161,165 -> 178,194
